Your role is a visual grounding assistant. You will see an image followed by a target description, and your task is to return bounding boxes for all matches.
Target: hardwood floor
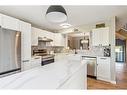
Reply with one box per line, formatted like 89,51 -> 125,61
87,63 -> 127,89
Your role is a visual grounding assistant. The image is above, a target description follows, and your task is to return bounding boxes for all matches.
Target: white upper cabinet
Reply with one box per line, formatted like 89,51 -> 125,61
97,57 -> 111,82
31,27 -> 54,46
101,27 -> 110,46
31,27 -> 39,46
92,27 -> 110,46
92,29 -> 100,46
20,21 -> 31,61
0,14 -> 2,26
31,27 -> 65,47
1,14 -> 19,31
54,33 -> 65,46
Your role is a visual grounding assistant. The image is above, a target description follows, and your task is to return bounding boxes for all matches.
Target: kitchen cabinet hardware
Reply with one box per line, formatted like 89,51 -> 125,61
22,60 -> 30,62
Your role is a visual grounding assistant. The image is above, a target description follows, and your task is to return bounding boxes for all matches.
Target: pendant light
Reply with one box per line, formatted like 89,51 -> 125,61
46,5 -> 67,23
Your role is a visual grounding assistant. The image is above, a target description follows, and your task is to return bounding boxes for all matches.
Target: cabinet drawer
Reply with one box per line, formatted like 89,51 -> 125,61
97,57 -> 110,64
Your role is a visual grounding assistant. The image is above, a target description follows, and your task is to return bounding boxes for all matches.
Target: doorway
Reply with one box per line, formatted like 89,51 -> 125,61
115,39 -> 126,63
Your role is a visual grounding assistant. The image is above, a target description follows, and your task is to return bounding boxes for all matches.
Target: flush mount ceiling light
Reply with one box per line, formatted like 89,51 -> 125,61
60,23 -> 72,28
46,5 -> 67,23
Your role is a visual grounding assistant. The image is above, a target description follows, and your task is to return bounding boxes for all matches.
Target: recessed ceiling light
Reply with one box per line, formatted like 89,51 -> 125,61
60,23 -> 72,28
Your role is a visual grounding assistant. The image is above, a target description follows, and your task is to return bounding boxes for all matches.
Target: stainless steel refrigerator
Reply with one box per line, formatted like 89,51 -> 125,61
0,27 -> 21,77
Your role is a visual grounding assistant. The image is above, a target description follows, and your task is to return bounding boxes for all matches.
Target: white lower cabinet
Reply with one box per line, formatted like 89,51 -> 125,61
21,60 -> 31,71
22,57 -> 41,71
31,57 -> 41,68
97,57 -> 111,82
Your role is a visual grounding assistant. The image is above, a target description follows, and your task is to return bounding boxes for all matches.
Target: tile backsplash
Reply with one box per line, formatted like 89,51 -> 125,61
77,46 -> 110,57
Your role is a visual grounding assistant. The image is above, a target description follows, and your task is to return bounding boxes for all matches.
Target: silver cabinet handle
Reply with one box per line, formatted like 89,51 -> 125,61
22,60 -> 30,62
100,58 -> 107,60
34,58 -> 40,59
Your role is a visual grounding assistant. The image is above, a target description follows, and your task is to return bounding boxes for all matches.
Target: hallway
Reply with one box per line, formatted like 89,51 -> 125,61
116,63 -> 127,89
87,62 -> 127,89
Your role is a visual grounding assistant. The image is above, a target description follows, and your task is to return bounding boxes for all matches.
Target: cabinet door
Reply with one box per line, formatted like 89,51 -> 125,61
1,14 -> 19,31
101,27 -> 110,46
31,59 -> 41,68
31,27 -> 38,46
20,21 -> 31,62
92,27 -> 110,46
54,33 -> 64,46
21,60 -> 31,71
31,57 -> 41,68
97,57 -> 110,81
54,33 -> 60,46
92,29 -> 100,46
60,34 -> 65,46
0,14 -> 2,26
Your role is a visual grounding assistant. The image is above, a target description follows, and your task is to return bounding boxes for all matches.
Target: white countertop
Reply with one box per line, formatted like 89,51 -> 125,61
55,52 -> 110,58
0,54 -> 86,89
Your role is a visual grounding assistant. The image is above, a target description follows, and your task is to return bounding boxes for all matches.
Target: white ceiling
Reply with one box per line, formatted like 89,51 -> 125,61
0,6 -> 127,32
68,32 -> 90,37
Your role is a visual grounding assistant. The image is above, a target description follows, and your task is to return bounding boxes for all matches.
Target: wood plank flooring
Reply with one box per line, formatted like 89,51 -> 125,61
87,63 -> 127,89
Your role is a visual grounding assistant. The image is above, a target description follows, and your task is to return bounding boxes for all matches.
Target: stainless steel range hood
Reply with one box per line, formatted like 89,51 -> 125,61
38,37 -> 53,42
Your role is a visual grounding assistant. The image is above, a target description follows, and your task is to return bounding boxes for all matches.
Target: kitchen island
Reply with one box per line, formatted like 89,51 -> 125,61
0,54 -> 87,89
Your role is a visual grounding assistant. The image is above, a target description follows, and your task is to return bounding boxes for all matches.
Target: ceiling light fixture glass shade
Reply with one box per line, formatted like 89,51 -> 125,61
81,39 -> 89,44
46,5 -> 67,23
60,23 -> 72,28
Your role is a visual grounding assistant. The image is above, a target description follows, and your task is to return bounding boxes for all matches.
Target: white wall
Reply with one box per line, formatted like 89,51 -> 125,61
109,17 -> 116,83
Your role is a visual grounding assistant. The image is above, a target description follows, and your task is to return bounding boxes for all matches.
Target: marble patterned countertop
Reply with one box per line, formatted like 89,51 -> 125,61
0,54 -> 87,89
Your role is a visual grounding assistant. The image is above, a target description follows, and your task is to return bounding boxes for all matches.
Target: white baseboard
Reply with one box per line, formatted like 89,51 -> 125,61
97,78 -> 116,84
110,80 -> 116,84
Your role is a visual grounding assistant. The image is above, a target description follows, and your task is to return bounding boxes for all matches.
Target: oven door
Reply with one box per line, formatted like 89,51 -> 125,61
41,57 -> 54,66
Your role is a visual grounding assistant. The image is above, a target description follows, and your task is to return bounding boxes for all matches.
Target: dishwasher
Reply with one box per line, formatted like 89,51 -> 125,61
82,56 -> 97,78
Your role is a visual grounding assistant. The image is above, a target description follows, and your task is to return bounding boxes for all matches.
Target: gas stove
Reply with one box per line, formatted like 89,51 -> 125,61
33,49 -> 54,66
